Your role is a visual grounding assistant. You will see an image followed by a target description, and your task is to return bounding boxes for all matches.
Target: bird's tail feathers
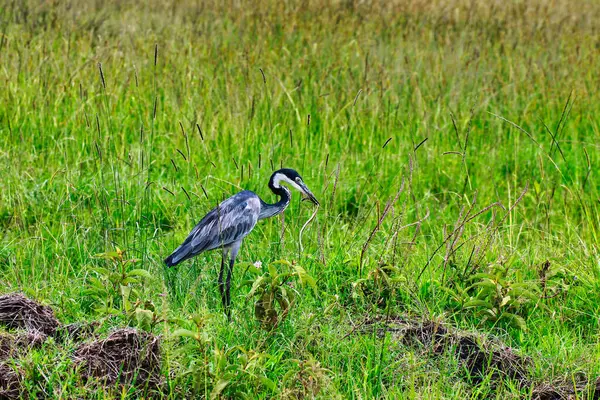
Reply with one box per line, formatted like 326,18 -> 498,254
164,245 -> 189,267
164,254 -> 178,267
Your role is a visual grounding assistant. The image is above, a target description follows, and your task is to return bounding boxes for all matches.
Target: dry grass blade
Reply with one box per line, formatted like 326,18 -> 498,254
417,194 -> 506,281
299,205 -> 319,254
360,178 -> 405,270
467,182 -> 529,275
487,112 -> 541,146
532,377 -> 600,400
583,147 -> 591,189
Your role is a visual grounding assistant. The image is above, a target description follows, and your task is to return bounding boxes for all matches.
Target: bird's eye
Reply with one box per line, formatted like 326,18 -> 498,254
295,177 -> 301,183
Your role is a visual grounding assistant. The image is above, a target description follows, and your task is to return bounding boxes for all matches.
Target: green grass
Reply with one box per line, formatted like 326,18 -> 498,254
1,0 -> 600,398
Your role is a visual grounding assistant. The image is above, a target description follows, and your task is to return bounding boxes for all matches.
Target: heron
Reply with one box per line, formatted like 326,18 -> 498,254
164,168 -> 319,318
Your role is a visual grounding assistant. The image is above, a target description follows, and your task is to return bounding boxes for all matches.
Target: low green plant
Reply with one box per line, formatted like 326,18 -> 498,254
352,264 -> 407,309
244,260 -> 317,329
173,317 -> 276,399
83,248 -> 154,316
460,266 -> 542,330
281,357 -> 331,399
172,314 -> 214,393
209,346 -> 276,399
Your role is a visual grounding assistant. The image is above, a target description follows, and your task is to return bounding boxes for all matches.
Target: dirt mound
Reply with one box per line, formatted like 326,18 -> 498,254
532,378 -> 600,400
364,317 -> 600,397
0,330 -> 48,360
0,293 -> 59,336
532,383 -> 570,400
0,363 -> 22,400
366,317 -> 530,384
455,336 -> 529,384
74,328 -> 161,388
58,321 -> 100,342
0,294 -> 161,393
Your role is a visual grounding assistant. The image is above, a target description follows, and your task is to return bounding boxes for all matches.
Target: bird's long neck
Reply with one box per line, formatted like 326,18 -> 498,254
258,185 -> 291,220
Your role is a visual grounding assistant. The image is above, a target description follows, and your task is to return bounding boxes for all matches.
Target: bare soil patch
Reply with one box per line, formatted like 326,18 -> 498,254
0,293 -> 165,395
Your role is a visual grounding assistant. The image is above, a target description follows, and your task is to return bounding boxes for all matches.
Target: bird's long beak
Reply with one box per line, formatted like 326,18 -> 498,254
299,182 -> 320,206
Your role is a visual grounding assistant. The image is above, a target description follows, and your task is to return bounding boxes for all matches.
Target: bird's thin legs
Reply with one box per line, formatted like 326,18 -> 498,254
223,240 -> 242,320
218,248 -> 229,311
224,258 -> 235,319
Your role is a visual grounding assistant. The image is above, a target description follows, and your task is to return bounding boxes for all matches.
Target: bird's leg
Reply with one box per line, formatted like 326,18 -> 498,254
218,248 -> 228,311
224,258 -> 234,320
224,240 -> 242,320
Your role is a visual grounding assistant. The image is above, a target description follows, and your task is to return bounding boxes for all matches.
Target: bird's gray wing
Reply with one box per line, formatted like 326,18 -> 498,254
165,191 -> 261,266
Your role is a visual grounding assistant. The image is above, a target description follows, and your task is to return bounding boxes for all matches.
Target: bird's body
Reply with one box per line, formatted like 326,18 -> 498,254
164,168 -> 319,318
164,191 -> 262,267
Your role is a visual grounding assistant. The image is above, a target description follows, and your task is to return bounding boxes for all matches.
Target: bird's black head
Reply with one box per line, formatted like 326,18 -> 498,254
268,168 -> 319,205
270,168 -> 302,184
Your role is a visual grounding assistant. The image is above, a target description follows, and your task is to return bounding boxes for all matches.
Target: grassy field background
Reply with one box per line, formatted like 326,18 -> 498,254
1,0 -> 600,398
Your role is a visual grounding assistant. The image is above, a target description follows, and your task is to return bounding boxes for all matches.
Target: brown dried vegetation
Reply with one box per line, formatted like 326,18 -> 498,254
367,317 -> 530,384
0,293 -> 59,336
364,316 -> 600,398
0,293 -> 162,395
0,363 -> 22,400
73,328 -> 162,389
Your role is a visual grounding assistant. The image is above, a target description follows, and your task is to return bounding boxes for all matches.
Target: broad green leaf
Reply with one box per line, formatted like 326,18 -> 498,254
502,312 -> 528,330
463,299 -> 494,309
168,317 -> 188,326
469,273 -> 495,281
510,282 -> 539,290
472,279 -> 497,289
121,277 -> 139,285
95,306 -> 120,315
214,348 -> 227,371
120,284 -> 132,299
260,376 -> 277,391
91,266 -> 110,276
128,269 -> 154,280
268,263 -> 277,278
247,276 -> 266,298
191,314 -> 205,327
87,277 -> 106,291
135,308 -> 154,331
509,287 -> 538,301
245,265 -> 262,275
477,308 -> 498,319
210,379 -> 230,400
172,328 -> 199,339
82,288 -> 100,296
94,251 -> 120,259
293,265 -> 317,292
272,259 -> 292,267
109,272 -> 122,283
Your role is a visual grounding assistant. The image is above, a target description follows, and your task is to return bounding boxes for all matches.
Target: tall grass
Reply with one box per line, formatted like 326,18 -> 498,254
1,0 -> 599,397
